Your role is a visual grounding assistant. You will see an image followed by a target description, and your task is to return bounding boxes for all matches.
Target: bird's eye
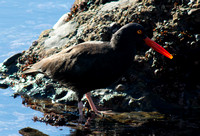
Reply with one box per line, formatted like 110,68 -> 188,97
137,30 -> 143,34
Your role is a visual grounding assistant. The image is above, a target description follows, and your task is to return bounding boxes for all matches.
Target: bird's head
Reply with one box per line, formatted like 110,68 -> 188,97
111,23 -> 173,59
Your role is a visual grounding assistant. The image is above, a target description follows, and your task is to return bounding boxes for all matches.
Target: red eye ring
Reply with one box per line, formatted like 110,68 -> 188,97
137,30 -> 143,34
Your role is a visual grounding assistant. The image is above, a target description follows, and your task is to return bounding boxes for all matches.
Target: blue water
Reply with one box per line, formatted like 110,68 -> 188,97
0,0 -> 75,135
0,0 -> 73,63
0,89 -> 73,136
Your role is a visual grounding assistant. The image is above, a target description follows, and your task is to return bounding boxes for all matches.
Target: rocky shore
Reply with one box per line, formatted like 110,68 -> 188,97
0,0 -> 200,122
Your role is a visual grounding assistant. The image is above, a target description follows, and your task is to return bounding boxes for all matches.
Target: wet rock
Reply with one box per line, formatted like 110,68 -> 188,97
3,53 -> 22,66
0,63 -> 8,73
55,90 -> 78,105
0,83 -> 9,89
6,65 -> 19,75
19,127 -> 48,136
99,92 -> 134,111
54,89 -> 68,99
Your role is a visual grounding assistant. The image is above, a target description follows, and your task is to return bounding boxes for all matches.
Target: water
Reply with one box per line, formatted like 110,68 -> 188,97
0,88 -> 73,135
0,0 -> 73,63
0,0 -> 75,135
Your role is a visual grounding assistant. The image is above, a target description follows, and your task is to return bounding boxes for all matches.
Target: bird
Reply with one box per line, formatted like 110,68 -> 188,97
23,23 -> 173,119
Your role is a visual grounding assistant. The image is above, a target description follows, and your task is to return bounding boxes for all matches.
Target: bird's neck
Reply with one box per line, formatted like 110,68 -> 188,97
110,33 -> 137,56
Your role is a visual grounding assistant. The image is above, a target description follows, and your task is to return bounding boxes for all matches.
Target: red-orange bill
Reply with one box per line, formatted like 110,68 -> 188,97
144,37 -> 173,59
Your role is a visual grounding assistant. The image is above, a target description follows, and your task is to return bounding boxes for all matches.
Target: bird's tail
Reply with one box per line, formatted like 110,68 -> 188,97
22,67 -> 43,75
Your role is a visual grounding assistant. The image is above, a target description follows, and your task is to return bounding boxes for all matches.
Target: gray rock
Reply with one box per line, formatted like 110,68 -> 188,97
100,0 -> 136,12
0,63 -> 8,73
55,90 -> 78,105
44,21 -> 78,49
53,13 -> 69,29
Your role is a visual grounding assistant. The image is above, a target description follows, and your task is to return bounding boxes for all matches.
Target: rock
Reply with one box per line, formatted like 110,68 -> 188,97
31,40 -> 38,47
6,64 -> 19,75
53,13 -> 69,29
0,83 -> 9,89
55,90 -> 78,105
0,63 -> 8,73
100,0 -> 136,12
100,92 -> 133,111
195,34 -> 200,42
3,53 -> 22,66
109,22 -> 121,34
19,127 -> 48,136
181,8 -> 200,33
115,84 -> 126,91
44,20 -> 78,49
54,88 -> 68,99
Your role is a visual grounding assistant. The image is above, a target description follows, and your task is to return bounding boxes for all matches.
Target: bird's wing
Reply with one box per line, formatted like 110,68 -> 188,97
23,41 -> 111,80
22,45 -> 75,75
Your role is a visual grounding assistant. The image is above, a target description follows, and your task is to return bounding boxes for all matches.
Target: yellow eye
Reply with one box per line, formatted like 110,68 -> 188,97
137,30 -> 143,34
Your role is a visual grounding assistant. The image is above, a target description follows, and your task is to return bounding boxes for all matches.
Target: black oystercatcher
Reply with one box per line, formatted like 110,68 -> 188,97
23,23 -> 173,118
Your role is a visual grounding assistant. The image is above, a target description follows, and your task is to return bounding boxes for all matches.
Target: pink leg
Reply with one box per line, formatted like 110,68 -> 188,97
85,92 -> 99,114
78,101 -> 84,122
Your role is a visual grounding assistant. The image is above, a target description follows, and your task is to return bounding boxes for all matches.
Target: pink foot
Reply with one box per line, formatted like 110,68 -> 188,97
85,92 -> 114,116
